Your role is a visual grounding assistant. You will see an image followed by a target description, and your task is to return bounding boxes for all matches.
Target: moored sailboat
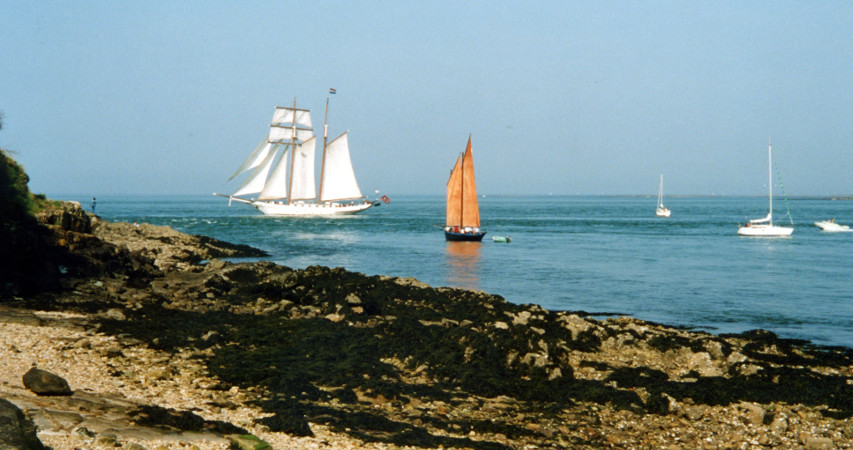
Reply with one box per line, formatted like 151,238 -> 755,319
737,142 -> 793,237
445,136 -> 486,241
214,96 -> 373,216
655,174 -> 671,217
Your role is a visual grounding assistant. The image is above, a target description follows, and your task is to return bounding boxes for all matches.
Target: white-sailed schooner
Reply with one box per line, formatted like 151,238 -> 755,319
215,97 -> 373,216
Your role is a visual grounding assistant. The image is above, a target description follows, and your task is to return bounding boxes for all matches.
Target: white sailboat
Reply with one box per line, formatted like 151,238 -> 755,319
737,143 -> 793,237
215,97 -> 373,216
655,174 -> 671,217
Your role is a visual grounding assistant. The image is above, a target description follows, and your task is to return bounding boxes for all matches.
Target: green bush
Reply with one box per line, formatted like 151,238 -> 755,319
0,149 -> 32,224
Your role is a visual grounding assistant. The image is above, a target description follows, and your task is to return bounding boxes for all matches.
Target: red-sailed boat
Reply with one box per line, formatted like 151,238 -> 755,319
444,136 -> 486,241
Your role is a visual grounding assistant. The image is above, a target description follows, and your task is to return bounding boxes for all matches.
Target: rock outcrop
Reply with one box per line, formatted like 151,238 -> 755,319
0,398 -> 46,450
0,201 -> 851,449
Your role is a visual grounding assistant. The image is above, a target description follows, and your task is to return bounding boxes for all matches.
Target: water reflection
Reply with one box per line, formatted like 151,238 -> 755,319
444,242 -> 482,291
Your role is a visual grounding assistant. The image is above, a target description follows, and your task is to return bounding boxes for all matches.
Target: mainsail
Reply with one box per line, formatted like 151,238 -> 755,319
288,136 -> 317,201
320,132 -> 363,202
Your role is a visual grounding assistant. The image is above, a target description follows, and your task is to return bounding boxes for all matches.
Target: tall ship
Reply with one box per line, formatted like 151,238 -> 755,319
444,136 -> 486,241
215,96 -> 373,216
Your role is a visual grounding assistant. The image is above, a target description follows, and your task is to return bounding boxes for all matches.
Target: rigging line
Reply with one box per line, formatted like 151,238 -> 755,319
773,158 -> 794,225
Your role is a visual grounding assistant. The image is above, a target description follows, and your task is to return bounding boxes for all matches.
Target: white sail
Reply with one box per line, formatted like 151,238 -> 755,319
268,125 -> 314,144
271,107 -> 312,129
229,140 -> 274,180
233,147 -> 277,196
289,137 -> 317,200
749,213 -> 772,224
258,146 -> 289,200
320,132 -> 364,202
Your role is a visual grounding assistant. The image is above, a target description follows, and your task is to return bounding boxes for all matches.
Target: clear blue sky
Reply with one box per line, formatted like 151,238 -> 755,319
2,1 -> 852,197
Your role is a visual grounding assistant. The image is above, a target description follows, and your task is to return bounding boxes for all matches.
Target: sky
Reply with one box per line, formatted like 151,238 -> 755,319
2,1 -> 852,197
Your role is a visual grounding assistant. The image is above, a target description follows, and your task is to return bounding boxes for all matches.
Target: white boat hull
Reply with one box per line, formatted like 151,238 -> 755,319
814,221 -> 851,232
737,225 -> 793,237
254,200 -> 373,216
656,207 -> 671,217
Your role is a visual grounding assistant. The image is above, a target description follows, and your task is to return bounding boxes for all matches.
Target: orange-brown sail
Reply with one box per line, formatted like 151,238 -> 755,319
445,136 -> 480,228
445,155 -> 463,227
460,137 -> 480,227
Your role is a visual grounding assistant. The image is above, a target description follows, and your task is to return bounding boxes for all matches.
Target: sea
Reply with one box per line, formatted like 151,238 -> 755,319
71,194 -> 853,349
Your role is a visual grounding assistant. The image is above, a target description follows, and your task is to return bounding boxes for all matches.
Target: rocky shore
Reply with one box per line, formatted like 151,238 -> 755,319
1,202 -> 852,449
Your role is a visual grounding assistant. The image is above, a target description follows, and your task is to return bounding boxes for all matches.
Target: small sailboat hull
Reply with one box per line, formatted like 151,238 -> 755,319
655,207 -> 671,217
737,225 -> 793,237
492,235 -> 511,243
445,231 -> 486,242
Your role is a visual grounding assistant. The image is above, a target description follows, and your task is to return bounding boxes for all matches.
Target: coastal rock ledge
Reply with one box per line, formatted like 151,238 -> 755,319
1,202 -> 851,449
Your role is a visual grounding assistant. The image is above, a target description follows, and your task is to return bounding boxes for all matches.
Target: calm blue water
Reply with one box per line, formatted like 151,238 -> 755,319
73,194 -> 852,348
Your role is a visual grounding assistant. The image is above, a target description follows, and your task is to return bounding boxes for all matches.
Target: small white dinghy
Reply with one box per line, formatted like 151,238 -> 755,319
814,219 -> 851,232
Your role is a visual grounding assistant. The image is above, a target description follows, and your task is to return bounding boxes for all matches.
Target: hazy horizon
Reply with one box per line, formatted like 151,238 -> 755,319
3,1 -> 852,197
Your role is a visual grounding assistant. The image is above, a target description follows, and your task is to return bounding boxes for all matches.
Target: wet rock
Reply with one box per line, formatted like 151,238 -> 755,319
94,433 -> 118,447
104,308 -> 127,320
685,352 -> 723,377
23,367 -> 73,396
843,419 -> 853,438
803,436 -> 836,449
770,414 -> 788,435
737,402 -> 765,426
345,293 -> 362,305
682,404 -> 707,421
228,433 -> 272,450
0,398 -> 47,449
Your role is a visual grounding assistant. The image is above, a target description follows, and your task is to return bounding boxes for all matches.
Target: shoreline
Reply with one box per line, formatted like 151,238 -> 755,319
2,203 -> 851,448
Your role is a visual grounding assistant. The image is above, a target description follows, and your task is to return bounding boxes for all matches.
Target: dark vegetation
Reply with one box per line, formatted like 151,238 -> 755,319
1,119 -> 67,297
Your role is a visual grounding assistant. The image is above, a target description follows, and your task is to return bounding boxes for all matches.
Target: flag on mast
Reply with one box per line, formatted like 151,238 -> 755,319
329,88 -> 336,94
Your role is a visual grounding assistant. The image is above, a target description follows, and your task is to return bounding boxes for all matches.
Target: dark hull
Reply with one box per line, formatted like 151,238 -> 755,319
445,231 -> 486,242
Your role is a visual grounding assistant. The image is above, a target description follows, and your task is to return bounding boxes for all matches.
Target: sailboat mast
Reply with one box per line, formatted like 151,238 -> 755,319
287,98 -> 297,205
658,174 -> 663,207
768,142 -> 773,226
459,139 -> 467,226
318,96 -> 330,203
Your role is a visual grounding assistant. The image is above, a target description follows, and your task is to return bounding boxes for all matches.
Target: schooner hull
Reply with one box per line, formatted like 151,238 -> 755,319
254,200 -> 373,216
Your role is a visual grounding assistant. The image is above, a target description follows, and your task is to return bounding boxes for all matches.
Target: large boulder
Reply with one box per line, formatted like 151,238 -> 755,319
22,367 -> 73,396
0,398 -> 46,449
